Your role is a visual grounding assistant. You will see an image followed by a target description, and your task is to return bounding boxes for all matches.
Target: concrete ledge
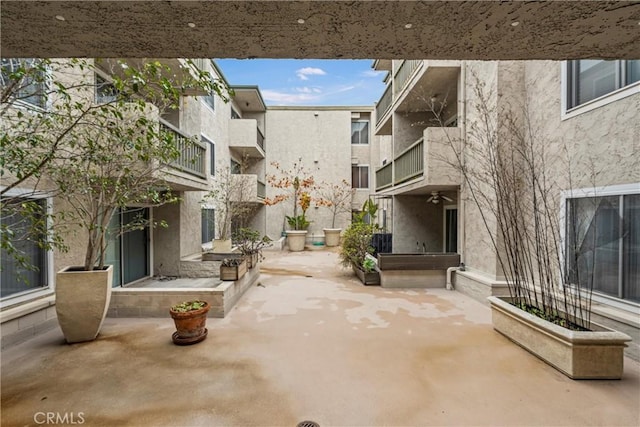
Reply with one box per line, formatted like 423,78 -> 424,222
380,270 -> 445,288
109,264 -> 261,319
453,270 -> 510,304
1,296 -> 58,350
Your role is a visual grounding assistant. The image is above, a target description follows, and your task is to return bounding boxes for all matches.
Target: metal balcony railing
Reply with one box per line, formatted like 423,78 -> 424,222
257,127 -> 265,152
375,163 -> 393,191
375,85 -> 393,126
394,138 -> 424,184
160,119 -> 206,179
393,59 -> 422,96
257,180 -> 266,199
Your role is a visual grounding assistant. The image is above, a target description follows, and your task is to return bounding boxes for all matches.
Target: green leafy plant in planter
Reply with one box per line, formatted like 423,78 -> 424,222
339,222 -> 377,271
220,257 -> 247,281
169,300 -> 210,345
233,227 -> 272,268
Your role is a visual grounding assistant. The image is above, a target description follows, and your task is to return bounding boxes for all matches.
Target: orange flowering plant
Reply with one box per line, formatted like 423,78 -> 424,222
264,159 -> 319,231
316,179 -> 355,228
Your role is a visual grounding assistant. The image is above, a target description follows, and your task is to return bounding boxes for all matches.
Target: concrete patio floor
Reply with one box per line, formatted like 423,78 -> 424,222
2,249 -> 639,427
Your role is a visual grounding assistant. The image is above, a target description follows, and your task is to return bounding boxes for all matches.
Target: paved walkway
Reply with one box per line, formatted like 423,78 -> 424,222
2,249 -> 639,426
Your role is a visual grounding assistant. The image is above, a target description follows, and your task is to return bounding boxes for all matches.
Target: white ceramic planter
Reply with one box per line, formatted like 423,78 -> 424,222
488,296 -> 631,379
286,230 -> 308,252
212,239 -> 232,253
323,228 -> 341,247
55,265 -> 113,344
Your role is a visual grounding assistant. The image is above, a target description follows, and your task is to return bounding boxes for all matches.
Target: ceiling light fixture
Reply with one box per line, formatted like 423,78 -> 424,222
297,18 -> 305,24
511,21 -> 520,27
187,22 -> 196,28
55,15 -> 65,21
404,23 -> 413,29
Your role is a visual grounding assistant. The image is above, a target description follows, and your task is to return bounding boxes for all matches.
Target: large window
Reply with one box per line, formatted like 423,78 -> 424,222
201,91 -> 215,111
351,121 -> 369,145
1,198 -> 49,298
351,165 -> 369,189
201,208 -> 215,243
566,60 -> 640,110
566,193 -> 639,303
1,58 -> 48,109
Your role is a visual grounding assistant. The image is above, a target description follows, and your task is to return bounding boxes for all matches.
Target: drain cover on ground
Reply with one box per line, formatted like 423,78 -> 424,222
297,422 -> 319,427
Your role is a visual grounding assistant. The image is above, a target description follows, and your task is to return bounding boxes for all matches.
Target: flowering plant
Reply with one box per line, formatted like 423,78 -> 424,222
264,159 -> 320,231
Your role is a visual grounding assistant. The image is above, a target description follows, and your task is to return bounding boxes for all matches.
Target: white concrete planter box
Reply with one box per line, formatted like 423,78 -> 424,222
56,265 -> 113,344
323,228 -> 341,247
488,296 -> 632,379
286,230 -> 307,252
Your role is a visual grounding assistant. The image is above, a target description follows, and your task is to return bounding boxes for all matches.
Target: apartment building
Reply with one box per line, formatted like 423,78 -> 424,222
370,59 -> 639,337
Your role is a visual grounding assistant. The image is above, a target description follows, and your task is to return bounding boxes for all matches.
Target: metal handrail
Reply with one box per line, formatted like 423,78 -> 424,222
375,85 -> 393,126
394,59 -> 422,96
159,119 -> 206,179
393,138 -> 424,184
375,163 -> 393,191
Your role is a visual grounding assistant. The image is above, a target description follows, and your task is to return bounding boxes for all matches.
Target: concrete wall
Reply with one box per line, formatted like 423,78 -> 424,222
264,108 -> 358,239
392,195 -> 444,253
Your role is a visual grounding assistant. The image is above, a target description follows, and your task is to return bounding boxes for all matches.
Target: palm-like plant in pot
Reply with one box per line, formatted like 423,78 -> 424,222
1,58 -> 227,343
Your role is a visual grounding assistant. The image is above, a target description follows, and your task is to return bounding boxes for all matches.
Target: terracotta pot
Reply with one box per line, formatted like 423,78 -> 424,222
169,301 -> 210,345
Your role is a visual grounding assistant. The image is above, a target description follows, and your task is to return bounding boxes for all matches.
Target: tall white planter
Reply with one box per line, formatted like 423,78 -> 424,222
286,230 -> 308,252
55,265 -> 113,344
323,228 -> 341,247
212,238 -> 232,253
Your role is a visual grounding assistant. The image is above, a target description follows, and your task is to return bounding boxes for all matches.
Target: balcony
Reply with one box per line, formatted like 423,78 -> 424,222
230,174 -> 267,203
229,119 -> 266,158
159,119 -> 209,191
393,60 -> 423,96
375,127 -> 461,192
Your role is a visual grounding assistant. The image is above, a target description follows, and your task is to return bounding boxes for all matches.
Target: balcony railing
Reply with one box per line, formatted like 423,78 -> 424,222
375,162 -> 393,191
375,85 -> 393,126
394,138 -> 424,185
257,127 -> 265,152
160,119 -> 206,179
257,180 -> 266,199
393,59 -> 422,96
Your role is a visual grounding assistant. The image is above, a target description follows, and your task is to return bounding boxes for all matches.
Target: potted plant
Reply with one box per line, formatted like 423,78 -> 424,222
202,165 -> 256,254
339,220 -> 380,285
1,59 -> 227,343
316,179 -> 354,247
219,257 -> 247,281
233,227 -> 272,268
169,300 -> 210,345
264,158 -> 319,252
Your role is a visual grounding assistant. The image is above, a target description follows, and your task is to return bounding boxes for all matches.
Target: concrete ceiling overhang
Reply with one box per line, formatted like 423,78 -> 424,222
2,1 -> 639,60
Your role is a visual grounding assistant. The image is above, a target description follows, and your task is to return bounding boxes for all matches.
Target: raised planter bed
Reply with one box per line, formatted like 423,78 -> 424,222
352,265 -> 380,286
202,252 -> 243,262
220,259 -> 247,281
377,253 -> 460,288
488,296 -> 631,379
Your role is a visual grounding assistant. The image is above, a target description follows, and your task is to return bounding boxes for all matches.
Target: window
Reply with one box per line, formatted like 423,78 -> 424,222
202,135 -> 215,176
231,108 -> 241,119
201,208 -> 215,243
95,74 -> 118,104
0,58 -> 48,109
230,159 -> 241,175
566,60 -> 640,110
1,197 -> 49,298
351,121 -> 369,144
201,91 -> 215,111
566,193 -> 639,303
352,165 -> 369,189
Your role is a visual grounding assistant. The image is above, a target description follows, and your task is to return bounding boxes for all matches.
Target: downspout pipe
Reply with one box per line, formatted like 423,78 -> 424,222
446,262 -> 465,291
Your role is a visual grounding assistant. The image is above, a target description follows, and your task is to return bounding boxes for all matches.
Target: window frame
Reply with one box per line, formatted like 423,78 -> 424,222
201,91 -> 215,111
561,60 -> 640,120
0,187 -> 55,307
201,134 -> 215,177
560,182 -> 640,308
351,164 -> 370,189
1,58 -> 50,110
351,120 -> 370,145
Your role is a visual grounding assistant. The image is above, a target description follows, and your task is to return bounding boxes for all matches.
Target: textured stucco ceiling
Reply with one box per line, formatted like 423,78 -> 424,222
2,1 -> 640,60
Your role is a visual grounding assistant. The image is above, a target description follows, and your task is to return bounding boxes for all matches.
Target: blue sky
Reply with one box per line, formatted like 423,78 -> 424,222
215,59 -> 387,107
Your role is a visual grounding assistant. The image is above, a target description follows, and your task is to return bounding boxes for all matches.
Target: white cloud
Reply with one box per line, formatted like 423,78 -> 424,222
360,69 -> 386,78
296,67 -> 327,81
295,86 -> 323,94
261,89 -> 320,105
